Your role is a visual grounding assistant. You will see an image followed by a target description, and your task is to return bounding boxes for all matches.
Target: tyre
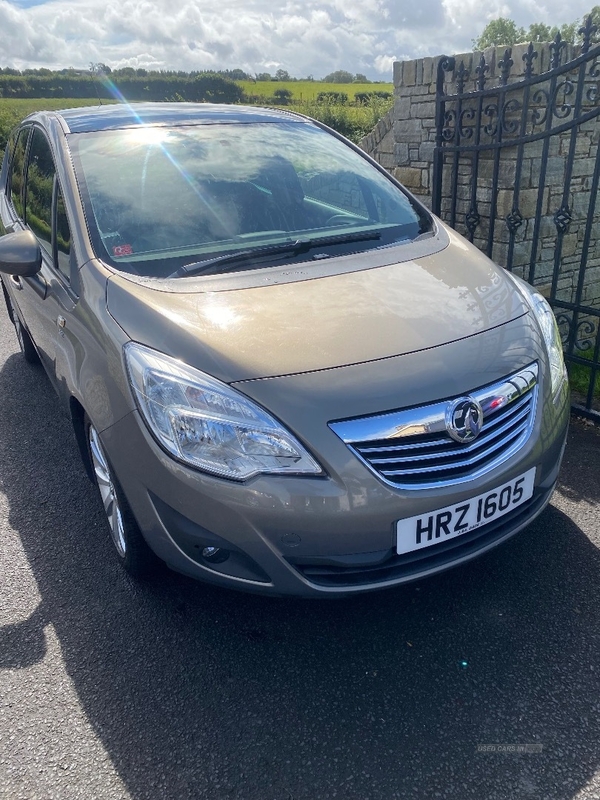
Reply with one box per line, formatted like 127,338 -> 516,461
86,417 -> 159,577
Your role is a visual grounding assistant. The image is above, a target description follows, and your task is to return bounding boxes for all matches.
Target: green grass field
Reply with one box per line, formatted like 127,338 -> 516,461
0,97 -> 104,121
235,81 -> 395,141
0,98 -> 107,154
0,91 -> 394,150
237,80 -> 393,102
286,96 -> 393,142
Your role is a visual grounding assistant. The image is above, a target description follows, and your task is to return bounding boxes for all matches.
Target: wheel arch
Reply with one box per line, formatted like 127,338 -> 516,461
69,396 -> 95,482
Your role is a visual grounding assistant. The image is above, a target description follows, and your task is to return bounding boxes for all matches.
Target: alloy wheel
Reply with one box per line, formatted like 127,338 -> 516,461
88,424 -> 127,558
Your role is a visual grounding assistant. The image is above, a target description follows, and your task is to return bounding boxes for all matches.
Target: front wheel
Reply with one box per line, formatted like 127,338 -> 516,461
86,418 -> 159,577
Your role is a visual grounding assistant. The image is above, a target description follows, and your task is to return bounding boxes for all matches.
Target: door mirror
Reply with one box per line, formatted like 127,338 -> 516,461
0,230 -> 42,277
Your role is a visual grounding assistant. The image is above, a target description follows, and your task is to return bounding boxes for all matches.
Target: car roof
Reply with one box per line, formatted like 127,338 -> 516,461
49,102 -> 306,134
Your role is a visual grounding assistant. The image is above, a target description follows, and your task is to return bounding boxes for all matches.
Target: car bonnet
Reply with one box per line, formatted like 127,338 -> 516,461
105,224 -> 529,384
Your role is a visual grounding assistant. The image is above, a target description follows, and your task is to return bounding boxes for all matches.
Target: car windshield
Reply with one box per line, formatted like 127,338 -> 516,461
68,120 -> 431,278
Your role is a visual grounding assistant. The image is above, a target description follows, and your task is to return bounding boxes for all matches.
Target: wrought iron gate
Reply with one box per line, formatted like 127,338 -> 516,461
432,17 -> 600,418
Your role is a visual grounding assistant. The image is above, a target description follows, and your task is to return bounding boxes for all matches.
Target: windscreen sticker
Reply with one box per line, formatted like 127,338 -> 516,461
113,244 -> 133,257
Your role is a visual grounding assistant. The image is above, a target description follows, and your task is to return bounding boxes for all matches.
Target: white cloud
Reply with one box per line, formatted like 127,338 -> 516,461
0,0 -> 596,79
374,54 -> 396,73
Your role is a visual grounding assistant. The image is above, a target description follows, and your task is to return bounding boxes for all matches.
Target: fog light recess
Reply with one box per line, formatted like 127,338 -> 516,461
201,546 -> 230,564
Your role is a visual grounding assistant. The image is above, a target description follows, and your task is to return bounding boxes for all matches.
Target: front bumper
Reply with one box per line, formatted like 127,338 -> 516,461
100,348 -> 569,598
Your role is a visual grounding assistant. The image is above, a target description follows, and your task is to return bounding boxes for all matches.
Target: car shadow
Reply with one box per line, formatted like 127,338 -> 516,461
0,603 -> 47,669
555,413 -> 600,505
1,347 -> 600,800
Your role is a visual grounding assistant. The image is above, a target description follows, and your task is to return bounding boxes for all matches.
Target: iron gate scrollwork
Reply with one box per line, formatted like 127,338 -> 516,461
432,17 -> 600,418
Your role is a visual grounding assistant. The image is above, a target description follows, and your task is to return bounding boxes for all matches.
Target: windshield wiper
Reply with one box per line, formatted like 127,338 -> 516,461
167,229 -> 382,278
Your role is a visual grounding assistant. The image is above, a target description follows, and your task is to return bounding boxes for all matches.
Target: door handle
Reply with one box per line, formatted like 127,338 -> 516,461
9,275 -> 22,290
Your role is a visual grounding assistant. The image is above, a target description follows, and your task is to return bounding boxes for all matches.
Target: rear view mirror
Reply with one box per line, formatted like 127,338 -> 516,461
0,230 -> 42,277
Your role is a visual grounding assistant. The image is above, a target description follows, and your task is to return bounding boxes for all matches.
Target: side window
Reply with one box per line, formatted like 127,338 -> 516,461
54,185 -> 72,283
371,187 -> 414,225
9,127 -> 29,218
25,129 -> 55,256
300,171 -> 370,218
3,131 -> 16,188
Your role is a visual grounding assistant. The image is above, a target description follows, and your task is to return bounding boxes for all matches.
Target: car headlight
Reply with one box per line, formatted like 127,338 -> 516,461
509,276 -> 567,398
124,343 -> 322,480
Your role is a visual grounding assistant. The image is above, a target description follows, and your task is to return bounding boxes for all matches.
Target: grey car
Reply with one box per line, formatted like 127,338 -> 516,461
0,103 -> 569,597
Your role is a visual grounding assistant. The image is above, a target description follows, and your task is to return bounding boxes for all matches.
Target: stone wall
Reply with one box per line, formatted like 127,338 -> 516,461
360,54 -> 441,202
360,43 -> 600,316
358,107 -> 395,170
362,42 -> 585,205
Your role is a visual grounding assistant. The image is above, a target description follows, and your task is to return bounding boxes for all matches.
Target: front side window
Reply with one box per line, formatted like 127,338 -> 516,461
55,185 -> 72,282
301,171 -> 369,217
69,121 -> 431,279
9,127 -> 29,219
25,128 -> 55,255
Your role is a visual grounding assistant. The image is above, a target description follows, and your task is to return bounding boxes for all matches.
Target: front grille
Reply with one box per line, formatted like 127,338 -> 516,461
329,363 -> 539,489
355,392 -> 533,485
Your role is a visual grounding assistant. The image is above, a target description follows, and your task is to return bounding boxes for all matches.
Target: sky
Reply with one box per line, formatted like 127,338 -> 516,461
0,0 -> 597,80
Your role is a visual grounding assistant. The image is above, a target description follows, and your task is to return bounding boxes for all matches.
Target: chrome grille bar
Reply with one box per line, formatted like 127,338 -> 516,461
377,421 -> 529,476
329,363 -> 539,489
362,398 -> 531,464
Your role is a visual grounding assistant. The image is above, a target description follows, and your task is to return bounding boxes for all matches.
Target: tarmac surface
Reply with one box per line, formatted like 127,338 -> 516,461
1,305 -> 600,800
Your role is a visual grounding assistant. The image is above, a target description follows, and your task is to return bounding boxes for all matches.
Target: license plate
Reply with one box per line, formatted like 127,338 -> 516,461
396,467 -> 536,555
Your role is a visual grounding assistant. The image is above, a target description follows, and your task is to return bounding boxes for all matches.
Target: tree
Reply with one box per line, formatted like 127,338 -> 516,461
354,73 -> 369,83
255,72 -> 272,81
525,21 -> 577,43
89,62 -> 111,75
317,91 -> 348,104
473,9 -> 600,51
189,74 -> 244,103
557,22 -> 578,43
527,22 -> 553,42
588,6 -> 600,43
322,70 -> 354,83
226,68 -> 249,80
472,18 -> 526,49
272,87 -> 292,104
274,68 -> 290,81
354,90 -> 392,103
